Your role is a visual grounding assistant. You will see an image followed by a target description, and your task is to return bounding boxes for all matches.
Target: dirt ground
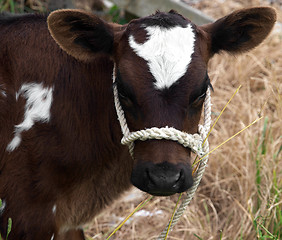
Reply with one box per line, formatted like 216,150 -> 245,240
82,1 -> 281,240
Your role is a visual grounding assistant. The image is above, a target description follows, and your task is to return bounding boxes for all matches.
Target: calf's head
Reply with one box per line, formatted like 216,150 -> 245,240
48,7 -> 276,196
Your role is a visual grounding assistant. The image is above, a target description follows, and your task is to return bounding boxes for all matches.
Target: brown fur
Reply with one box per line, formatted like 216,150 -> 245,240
0,7 -> 276,240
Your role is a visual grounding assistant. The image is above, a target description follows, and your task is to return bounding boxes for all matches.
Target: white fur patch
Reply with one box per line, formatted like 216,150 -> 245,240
6,83 -> 54,152
52,205 -> 57,214
129,24 -> 195,90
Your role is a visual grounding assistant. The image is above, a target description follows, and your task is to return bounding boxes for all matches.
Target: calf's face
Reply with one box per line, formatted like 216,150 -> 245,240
48,7 -> 276,196
114,13 -> 211,195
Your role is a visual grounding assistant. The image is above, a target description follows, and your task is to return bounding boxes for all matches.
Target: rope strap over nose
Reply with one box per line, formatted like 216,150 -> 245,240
121,127 -> 206,157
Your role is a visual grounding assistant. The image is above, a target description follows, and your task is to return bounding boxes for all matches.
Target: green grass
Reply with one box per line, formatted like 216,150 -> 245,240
0,199 -> 12,240
0,0 -> 20,13
253,216 -> 280,240
107,4 -> 127,24
193,233 -> 203,240
251,117 -> 282,240
0,0 -> 46,13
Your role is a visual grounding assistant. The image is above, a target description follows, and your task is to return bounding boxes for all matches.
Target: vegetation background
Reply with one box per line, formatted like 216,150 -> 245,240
0,0 -> 281,239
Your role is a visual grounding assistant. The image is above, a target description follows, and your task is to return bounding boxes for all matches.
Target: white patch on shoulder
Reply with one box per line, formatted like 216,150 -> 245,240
129,24 -> 195,90
6,83 -> 54,152
0,199 -> 6,216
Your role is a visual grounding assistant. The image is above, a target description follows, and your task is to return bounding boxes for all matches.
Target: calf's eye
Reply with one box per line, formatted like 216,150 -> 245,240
192,91 -> 207,105
198,91 -> 206,100
188,89 -> 208,112
118,92 -> 134,108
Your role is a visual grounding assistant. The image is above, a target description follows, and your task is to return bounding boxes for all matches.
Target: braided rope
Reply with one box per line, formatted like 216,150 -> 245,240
112,64 -> 211,239
122,127 -> 205,157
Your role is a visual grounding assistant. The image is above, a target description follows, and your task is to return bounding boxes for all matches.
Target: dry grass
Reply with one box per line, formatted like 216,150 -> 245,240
84,1 -> 282,240
189,0 -> 282,21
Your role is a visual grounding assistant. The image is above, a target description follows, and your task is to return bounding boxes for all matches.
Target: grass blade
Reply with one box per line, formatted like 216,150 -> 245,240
164,193 -> 183,239
193,117 -> 263,166
193,85 -> 241,166
6,218 -> 12,240
106,195 -> 153,239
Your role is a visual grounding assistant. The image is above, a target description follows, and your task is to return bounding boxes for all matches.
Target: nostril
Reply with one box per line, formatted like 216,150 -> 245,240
172,170 -> 182,188
175,170 -> 182,183
147,167 -> 182,187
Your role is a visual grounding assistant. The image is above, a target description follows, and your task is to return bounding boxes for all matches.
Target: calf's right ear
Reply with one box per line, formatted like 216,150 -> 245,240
200,7 -> 277,56
48,9 -> 114,61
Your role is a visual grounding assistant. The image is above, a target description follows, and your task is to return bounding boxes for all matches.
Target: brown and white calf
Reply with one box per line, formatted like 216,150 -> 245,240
0,7 -> 276,240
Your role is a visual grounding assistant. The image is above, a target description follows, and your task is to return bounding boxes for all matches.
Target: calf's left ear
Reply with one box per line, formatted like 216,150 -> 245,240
48,9 -> 114,61
200,7 -> 277,56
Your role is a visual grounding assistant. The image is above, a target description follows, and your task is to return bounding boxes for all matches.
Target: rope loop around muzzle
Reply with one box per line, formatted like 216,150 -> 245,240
121,127 -> 206,157
112,63 -> 212,239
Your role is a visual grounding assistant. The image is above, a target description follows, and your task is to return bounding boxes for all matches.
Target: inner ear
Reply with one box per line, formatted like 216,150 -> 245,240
48,9 -> 114,61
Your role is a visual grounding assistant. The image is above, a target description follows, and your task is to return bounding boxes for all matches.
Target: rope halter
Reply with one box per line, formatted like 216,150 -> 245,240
113,64 -> 211,157
112,64 -> 212,238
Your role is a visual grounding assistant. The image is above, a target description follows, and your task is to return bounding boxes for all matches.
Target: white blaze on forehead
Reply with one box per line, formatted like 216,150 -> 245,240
7,83 -> 53,152
129,24 -> 195,90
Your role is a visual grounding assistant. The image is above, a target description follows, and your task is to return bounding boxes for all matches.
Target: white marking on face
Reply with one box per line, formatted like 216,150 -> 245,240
52,205 -> 57,214
6,83 -> 54,152
50,234 -> 54,240
0,199 -> 6,216
129,24 -> 195,90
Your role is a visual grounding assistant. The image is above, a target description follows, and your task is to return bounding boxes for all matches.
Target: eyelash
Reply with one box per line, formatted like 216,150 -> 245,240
118,91 -> 128,100
192,80 -> 213,105
198,91 -> 206,99
118,91 -> 134,109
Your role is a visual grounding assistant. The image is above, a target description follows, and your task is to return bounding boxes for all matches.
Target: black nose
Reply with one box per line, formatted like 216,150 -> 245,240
131,162 -> 193,196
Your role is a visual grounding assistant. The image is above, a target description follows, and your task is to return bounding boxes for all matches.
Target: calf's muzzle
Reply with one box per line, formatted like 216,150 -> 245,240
131,161 -> 193,196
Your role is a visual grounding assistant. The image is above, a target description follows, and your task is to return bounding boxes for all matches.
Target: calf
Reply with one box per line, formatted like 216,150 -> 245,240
0,7 -> 276,240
